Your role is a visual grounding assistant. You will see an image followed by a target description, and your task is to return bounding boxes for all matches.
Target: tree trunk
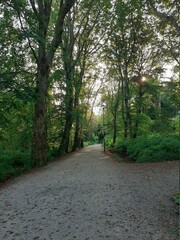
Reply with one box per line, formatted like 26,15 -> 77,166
32,55 -> 49,166
121,80 -> 127,138
73,115 -> 80,151
30,0 -> 76,165
124,73 -> 132,138
133,84 -> 143,138
59,74 -> 74,153
113,80 -> 121,144
60,110 -> 73,153
121,77 -> 129,138
113,99 -> 119,144
73,91 -> 83,151
113,111 -> 117,145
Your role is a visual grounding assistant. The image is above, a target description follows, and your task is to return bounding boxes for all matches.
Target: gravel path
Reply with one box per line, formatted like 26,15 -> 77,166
0,144 -> 179,240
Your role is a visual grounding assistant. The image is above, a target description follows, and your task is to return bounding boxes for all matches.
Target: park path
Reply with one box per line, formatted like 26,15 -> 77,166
0,144 -> 179,240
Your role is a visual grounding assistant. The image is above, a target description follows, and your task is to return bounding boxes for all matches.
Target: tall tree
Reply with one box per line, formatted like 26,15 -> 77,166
103,0 -> 166,139
5,0 -> 76,166
58,0 -> 111,152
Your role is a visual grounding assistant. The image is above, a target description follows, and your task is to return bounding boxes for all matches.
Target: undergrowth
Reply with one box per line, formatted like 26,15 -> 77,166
108,134 -> 180,163
0,150 -> 55,182
0,151 -> 31,181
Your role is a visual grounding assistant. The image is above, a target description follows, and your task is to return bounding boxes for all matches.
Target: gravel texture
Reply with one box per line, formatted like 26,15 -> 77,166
0,144 -> 179,240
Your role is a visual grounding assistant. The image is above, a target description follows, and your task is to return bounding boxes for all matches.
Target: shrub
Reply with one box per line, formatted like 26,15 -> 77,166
0,151 -> 31,181
127,134 -> 180,163
0,162 -> 16,181
105,136 -> 114,149
114,138 -> 128,153
112,134 -> 180,163
84,141 -> 95,147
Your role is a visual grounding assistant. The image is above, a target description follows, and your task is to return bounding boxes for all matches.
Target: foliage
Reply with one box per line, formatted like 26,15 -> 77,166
0,148 -> 58,181
172,117 -> 180,134
131,113 -> 154,136
128,135 -> 180,163
84,141 -> 96,147
0,151 -> 31,181
0,0 -> 179,173
110,134 -> 180,163
172,193 -> 180,205
0,93 -> 33,152
105,136 -> 114,149
113,138 -> 128,153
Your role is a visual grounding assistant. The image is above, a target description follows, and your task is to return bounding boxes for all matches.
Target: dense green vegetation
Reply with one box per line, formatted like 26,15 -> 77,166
0,0 -> 179,181
0,151 -> 31,181
0,150 -> 56,181
107,134 -> 180,163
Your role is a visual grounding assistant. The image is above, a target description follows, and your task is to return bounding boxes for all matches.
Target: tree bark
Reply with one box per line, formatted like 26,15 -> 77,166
121,79 -> 128,138
59,80 -> 74,153
73,114 -> 81,151
113,110 -> 117,144
73,88 -> 82,151
122,73 -> 132,138
32,53 -> 49,166
133,84 -> 143,138
113,84 -> 120,144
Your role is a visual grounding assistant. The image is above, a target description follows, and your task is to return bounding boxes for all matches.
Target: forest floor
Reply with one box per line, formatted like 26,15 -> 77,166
0,144 -> 179,240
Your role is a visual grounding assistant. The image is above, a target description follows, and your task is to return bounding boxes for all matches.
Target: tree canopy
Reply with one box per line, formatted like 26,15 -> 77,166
0,0 -> 179,168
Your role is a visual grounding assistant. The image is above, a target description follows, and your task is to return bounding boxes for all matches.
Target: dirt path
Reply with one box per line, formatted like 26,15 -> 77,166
0,144 -> 179,240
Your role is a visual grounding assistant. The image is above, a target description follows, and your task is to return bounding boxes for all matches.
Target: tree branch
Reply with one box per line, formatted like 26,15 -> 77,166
47,0 -> 76,65
149,2 -> 180,34
17,12 -> 38,62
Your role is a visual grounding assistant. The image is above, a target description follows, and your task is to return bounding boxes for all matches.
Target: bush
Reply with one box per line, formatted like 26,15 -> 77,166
112,134 -> 180,163
114,138 -> 128,153
105,136 -> 114,149
0,151 -> 31,181
127,135 -> 180,163
84,141 -> 95,147
0,148 -> 69,182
